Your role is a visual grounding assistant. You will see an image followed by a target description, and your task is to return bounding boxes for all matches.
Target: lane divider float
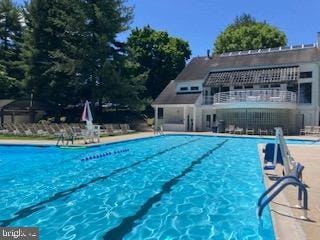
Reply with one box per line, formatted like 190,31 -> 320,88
81,148 -> 129,161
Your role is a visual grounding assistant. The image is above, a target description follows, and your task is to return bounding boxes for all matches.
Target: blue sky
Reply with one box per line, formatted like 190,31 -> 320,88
15,0 -> 320,57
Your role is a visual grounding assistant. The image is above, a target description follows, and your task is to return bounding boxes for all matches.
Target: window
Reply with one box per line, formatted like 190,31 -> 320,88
287,83 -> 298,92
221,87 -> 230,92
180,87 -> 188,91
190,86 -> 199,91
234,86 -> 243,89
300,71 -> 312,79
260,84 -> 269,89
244,85 -> 253,89
158,108 -> 164,119
270,83 -> 281,88
299,83 -> 312,104
211,87 -> 219,95
212,114 -> 216,123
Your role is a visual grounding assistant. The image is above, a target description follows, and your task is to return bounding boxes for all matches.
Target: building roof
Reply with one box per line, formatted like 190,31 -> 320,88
152,81 -> 200,105
204,66 -> 300,87
0,99 -> 15,108
175,47 -> 320,81
0,99 -> 53,110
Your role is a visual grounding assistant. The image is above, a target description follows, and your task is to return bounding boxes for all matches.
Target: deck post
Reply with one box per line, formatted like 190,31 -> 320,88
183,106 -> 187,131
154,107 -> 158,130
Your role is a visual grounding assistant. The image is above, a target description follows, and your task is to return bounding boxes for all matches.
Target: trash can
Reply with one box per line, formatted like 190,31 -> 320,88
217,120 -> 225,133
212,126 -> 218,133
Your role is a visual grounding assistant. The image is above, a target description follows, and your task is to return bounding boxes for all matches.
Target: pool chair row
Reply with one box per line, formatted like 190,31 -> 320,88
99,124 -> 136,136
0,123 -> 87,137
300,126 -> 320,136
0,123 -> 135,137
224,125 -> 288,135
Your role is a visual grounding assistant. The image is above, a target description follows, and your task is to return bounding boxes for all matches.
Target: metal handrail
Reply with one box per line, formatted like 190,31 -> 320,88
202,90 -> 297,105
257,176 -> 308,219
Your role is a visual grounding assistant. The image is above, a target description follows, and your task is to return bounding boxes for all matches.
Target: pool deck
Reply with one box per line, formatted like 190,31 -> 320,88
258,144 -> 320,240
1,131 -> 320,239
0,131 -> 318,146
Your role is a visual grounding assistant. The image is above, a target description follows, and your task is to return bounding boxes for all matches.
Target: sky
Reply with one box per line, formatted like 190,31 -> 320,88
15,0 -> 320,58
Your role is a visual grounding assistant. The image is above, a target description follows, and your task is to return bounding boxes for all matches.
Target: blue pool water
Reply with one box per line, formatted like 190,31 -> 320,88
0,135 -> 307,239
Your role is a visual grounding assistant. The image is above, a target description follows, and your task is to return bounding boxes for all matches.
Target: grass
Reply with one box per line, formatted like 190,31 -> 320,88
0,134 -> 56,140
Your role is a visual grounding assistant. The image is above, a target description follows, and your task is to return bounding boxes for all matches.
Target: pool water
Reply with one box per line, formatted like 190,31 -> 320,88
0,135 -> 302,239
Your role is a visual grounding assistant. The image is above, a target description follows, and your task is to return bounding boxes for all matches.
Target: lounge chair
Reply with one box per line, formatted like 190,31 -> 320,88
120,124 -> 135,134
112,124 -> 123,135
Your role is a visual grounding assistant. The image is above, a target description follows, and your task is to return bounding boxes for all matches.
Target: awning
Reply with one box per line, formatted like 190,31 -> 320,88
204,66 -> 300,87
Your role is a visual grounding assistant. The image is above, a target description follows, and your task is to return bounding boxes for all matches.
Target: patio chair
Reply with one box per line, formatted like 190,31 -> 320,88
234,127 -> 244,134
311,126 -> 320,136
225,125 -> 235,134
259,129 -> 268,135
246,128 -> 255,135
304,126 -> 313,136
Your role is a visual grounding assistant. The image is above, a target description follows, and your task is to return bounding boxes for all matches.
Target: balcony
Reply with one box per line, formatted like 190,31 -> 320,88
202,90 -> 297,109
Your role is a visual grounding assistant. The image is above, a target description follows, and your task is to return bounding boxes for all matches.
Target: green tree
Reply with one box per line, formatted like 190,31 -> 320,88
213,14 -> 287,54
127,26 -> 191,99
23,0 -> 85,104
0,63 -> 15,97
78,0 -> 134,111
0,0 -> 24,97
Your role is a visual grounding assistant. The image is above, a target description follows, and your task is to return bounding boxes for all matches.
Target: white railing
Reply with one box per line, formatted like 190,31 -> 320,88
202,90 -> 297,105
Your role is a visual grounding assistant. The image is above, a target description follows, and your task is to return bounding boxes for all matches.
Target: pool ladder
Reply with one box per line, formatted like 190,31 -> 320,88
257,175 -> 308,220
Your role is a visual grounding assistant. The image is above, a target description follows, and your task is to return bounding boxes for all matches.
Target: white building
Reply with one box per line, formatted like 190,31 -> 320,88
152,36 -> 320,134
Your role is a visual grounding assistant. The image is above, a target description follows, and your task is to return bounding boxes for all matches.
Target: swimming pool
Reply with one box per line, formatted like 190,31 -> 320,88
0,135 -> 299,239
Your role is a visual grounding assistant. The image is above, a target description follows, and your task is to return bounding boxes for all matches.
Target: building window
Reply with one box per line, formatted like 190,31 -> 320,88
190,86 -> 199,91
299,83 -> 312,104
300,71 -> 312,79
211,87 -> 219,95
244,85 -> 253,89
234,86 -> 243,89
180,87 -> 188,91
221,86 -> 230,92
260,84 -> 269,89
212,114 -> 216,123
158,108 -> 164,119
287,83 -> 298,92
270,83 -> 281,88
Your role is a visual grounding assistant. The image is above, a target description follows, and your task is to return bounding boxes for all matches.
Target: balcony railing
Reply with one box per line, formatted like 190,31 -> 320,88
202,90 -> 297,105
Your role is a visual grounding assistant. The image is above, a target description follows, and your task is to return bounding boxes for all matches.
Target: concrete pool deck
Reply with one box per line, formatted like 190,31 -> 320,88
258,144 -> 320,240
1,131 -> 319,239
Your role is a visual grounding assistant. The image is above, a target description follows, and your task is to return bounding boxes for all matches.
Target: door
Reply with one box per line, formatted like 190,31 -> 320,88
205,114 -> 211,131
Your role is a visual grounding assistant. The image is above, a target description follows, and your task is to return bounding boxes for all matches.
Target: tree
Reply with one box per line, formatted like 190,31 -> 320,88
78,0 -> 134,111
213,14 -> 287,54
23,0 -> 86,105
127,26 -> 191,99
0,63 -> 15,97
0,0 -> 24,97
